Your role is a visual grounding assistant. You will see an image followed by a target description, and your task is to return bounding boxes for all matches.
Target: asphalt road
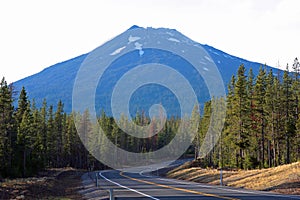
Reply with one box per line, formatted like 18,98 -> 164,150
94,167 -> 300,200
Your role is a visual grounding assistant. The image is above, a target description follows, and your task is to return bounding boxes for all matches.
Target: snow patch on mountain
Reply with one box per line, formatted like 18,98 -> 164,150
208,49 -> 220,56
134,42 -> 144,56
223,54 -> 233,59
110,46 -> 126,56
168,37 -> 180,43
166,32 -> 174,36
199,61 -> 207,65
204,56 -> 213,62
128,35 -> 141,44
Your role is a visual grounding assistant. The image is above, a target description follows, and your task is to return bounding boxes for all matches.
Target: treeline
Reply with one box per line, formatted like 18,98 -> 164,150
98,111 -> 179,153
0,82 -> 105,178
197,58 -> 300,169
0,80 -> 184,178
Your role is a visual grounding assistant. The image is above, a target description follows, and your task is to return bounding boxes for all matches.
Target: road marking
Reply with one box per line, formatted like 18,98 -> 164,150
140,170 -> 197,186
99,171 -> 160,200
120,171 -> 238,200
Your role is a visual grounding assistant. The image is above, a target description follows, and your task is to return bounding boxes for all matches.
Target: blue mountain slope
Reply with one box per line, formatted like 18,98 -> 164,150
13,26 -> 280,116
14,54 -> 87,111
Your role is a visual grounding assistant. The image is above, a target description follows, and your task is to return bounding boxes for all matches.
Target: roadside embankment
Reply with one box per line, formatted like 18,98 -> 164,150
167,161 -> 300,195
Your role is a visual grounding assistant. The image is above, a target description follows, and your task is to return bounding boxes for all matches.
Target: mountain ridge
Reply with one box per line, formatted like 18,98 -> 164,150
13,26 -> 280,115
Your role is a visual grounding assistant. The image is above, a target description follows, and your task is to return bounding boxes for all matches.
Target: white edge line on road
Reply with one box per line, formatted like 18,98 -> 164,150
139,169 -> 300,200
99,171 -> 160,200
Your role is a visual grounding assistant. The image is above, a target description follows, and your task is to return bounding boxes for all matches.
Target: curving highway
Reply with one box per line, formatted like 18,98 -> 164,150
90,167 -> 300,200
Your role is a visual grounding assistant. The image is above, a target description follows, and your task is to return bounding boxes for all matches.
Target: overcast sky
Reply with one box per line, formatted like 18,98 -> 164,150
1,0 -> 299,83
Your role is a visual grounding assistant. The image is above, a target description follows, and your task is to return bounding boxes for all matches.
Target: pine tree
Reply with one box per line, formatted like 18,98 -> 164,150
223,75 -> 236,168
246,68 -> 259,168
282,65 -> 296,164
292,58 -> 300,161
40,99 -> 48,167
233,65 -> 250,169
0,77 -> 15,177
192,104 -> 201,159
254,67 -> 267,168
46,105 -> 55,167
78,109 -> 92,169
296,108 -> 300,161
265,70 -> 275,167
292,57 -> 300,78
15,87 -> 32,177
31,100 -> 44,172
63,113 -> 73,166
17,103 -> 33,177
290,79 -> 299,162
272,74 -> 283,166
199,101 -> 212,165
15,87 -> 28,125
53,100 -> 64,167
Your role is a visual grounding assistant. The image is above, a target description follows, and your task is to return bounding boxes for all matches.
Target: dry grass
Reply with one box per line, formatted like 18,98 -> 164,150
0,168 -> 86,199
167,161 -> 300,195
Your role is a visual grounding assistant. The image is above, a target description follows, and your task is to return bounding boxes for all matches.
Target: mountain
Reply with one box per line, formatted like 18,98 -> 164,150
13,26 -> 280,117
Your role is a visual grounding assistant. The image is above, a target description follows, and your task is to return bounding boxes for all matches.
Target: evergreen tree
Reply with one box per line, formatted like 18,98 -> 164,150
46,105 -> 55,166
31,100 -> 44,172
63,113 -> 73,166
233,65 -> 250,169
39,99 -> 48,167
15,87 -> 32,177
265,70 -> 275,167
254,67 -> 267,168
246,68 -> 259,168
292,58 -> 300,161
15,87 -> 28,125
292,57 -> 300,78
223,75 -> 236,168
17,103 -> 33,177
272,74 -> 284,166
199,101 -> 212,165
282,65 -> 296,164
0,77 -> 15,177
53,100 -> 64,167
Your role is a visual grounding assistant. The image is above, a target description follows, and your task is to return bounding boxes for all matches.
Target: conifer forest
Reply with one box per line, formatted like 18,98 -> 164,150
0,58 -> 300,178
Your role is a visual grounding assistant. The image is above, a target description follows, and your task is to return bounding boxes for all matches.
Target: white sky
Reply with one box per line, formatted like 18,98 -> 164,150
0,0 -> 300,83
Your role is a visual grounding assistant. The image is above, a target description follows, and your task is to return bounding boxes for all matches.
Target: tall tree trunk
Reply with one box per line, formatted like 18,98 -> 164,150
261,114 -> 265,168
268,140 -> 271,167
23,148 -> 26,177
286,133 -> 290,164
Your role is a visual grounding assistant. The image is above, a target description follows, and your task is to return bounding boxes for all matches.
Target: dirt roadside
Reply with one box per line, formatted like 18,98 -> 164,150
167,161 -> 300,195
0,168 -> 86,200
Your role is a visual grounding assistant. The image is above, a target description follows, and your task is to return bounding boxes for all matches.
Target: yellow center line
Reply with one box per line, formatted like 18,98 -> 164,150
120,171 -> 239,200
